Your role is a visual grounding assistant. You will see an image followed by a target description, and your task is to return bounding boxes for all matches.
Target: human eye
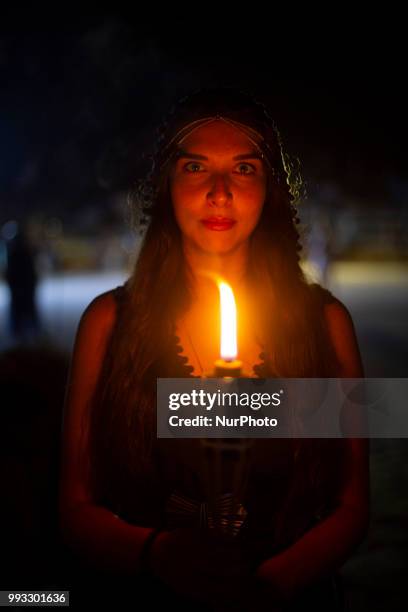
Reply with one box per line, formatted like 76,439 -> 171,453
183,161 -> 205,173
234,162 -> 256,175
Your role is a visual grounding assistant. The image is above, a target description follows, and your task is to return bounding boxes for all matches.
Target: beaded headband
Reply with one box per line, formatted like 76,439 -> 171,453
155,112 -> 284,183
162,115 -> 265,155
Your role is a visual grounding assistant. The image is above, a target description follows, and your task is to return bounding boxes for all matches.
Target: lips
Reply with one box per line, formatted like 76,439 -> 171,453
201,217 -> 236,231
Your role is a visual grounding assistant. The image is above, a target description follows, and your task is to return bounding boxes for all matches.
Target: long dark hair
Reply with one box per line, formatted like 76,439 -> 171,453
84,88 -> 346,547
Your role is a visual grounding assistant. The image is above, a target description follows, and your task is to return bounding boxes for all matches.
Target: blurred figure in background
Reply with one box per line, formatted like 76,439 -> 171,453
4,223 -> 41,344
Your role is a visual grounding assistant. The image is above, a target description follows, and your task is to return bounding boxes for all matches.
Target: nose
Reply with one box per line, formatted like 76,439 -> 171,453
207,173 -> 232,208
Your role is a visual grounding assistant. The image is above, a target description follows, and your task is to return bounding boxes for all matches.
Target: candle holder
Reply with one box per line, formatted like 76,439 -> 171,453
198,365 -> 253,540
198,435 -> 253,538
214,358 -> 242,378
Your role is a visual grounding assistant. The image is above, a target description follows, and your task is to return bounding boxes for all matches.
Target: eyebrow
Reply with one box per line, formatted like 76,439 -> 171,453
175,149 -> 263,161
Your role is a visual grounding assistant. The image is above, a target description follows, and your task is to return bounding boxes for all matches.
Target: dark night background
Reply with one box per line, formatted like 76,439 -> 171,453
0,8 -> 407,611
2,10 -> 407,215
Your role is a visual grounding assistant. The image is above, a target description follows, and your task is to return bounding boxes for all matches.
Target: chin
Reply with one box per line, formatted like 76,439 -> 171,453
196,237 -> 245,256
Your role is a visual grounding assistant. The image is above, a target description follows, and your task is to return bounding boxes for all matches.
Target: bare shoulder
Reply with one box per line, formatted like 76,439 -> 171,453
71,289 -> 120,367
79,289 -> 118,335
322,297 -> 364,377
323,297 -> 354,330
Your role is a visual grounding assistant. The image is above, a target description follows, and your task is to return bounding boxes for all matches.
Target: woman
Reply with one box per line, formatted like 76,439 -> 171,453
59,88 -> 370,610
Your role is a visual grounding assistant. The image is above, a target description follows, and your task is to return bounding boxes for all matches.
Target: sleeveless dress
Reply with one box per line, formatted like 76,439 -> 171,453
88,282 -> 347,611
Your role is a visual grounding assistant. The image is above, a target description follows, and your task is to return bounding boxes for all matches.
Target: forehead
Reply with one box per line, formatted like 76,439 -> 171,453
178,119 -> 258,155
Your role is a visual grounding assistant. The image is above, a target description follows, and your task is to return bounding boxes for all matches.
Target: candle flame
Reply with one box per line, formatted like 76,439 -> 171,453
218,281 -> 237,360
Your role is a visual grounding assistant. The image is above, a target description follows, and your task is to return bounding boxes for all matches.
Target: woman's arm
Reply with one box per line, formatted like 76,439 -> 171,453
59,291 -> 155,575
255,299 -> 370,602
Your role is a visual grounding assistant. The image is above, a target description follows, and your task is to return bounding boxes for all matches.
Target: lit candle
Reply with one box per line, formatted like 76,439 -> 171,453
214,281 -> 242,377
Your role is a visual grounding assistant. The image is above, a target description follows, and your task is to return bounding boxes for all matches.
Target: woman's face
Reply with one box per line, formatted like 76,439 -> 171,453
169,120 -> 267,255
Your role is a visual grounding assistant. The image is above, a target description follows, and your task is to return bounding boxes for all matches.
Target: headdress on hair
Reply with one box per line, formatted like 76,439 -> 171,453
153,88 -> 287,185
133,88 -> 303,231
